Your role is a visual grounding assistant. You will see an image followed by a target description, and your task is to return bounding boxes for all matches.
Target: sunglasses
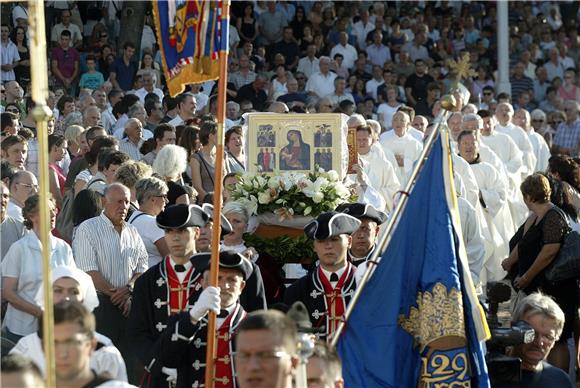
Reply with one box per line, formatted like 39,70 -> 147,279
532,119 -> 544,122
6,109 -> 19,113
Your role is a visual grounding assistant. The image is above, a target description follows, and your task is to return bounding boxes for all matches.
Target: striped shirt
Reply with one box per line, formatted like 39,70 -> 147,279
119,137 -> 143,161
73,213 -> 148,288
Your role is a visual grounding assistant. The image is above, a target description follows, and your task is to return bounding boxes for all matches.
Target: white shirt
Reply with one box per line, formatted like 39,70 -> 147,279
128,211 -> 165,267
325,92 -> 355,106
480,131 -> 524,178
377,103 -> 401,130
452,153 -> 480,209
297,56 -> 320,79
330,43 -> 358,70
11,332 -> 127,381
407,127 -> 424,142
352,20 -> 375,49
305,71 -> 337,98
50,23 -> 83,46
365,78 -> 384,101
134,87 -> 164,104
119,137 -> 144,161
1,233 -> 75,335
192,92 -> 209,112
7,199 -> 23,223
168,114 -> 186,127
74,213 -> 149,288
1,39 -> 20,81
457,196 -> 485,286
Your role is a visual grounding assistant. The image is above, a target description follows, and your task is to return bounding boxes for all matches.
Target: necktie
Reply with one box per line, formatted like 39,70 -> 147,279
174,264 -> 186,273
330,273 -> 339,282
217,309 -> 229,318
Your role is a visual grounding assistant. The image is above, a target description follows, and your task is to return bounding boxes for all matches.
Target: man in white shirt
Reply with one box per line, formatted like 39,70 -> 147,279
379,111 -> 423,184
296,44 -> 320,79
50,9 -> 82,49
305,57 -> 336,99
365,65 -> 385,101
514,109 -> 551,173
168,93 -> 197,127
325,77 -> 355,106
134,71 -> 164,104
329,32 -> 358,70
366,31 -> 391,67
230,55 -> 257,90
352,10 -> 374,50
1,24 -> 20,82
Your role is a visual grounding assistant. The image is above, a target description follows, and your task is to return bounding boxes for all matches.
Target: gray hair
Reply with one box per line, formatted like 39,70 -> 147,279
513,292 -> 565,339
223,201 -> 249,225
63,111 -> 83,128
128,103 -> 145,119
152,144 -> 188,180
462,113 -> 483,129
135,176 -> 168,205
104,182 -> 130,199
530,109 -> 547,121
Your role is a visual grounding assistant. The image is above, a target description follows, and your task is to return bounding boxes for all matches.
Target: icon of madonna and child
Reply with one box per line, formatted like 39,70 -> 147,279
279,129 -> 311,170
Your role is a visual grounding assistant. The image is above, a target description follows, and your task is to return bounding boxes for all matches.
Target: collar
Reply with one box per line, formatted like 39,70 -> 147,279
464,154 -> 482,165
169,257 -> 192,273
320,263 -> 347,282
24,231 -> 57,251
100,212 -> 126,230
349,246 -> 373,262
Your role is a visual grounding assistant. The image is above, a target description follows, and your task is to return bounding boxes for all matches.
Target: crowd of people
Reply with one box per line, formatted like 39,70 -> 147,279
1,0 -> 580,387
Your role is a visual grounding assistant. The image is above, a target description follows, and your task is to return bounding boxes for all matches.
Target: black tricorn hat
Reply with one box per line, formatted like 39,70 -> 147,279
196,250 -> 253,281
304,211 -> 361,240
335,203 -> 387,225
156,204 -> 209,230
201,203 -> 233,236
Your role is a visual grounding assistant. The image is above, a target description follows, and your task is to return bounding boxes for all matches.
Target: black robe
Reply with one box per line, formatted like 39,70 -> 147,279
283,264 -> 357,341
128,254 -> 266,387
158,304 -> 246,388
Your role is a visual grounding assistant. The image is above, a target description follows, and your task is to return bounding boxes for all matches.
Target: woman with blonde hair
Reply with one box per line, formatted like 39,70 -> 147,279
64,124 -> 86,160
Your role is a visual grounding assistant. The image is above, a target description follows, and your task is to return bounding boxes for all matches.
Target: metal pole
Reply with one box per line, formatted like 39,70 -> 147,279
329,96 -> 457,348
496,1 -> 511,95
28,1 -> 56,386
205,1 -> 230,387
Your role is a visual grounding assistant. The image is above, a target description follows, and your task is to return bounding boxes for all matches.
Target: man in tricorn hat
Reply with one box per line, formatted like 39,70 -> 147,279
159,250 -> 252,388
128,204 -> 212,387
284,211 -> 361,341
336,203 -> 387,267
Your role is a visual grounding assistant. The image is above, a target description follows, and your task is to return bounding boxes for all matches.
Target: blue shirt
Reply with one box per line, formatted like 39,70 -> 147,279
111,57 -> 137,91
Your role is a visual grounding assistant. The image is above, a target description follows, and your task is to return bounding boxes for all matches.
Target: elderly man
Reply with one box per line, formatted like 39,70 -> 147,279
336,203 -> 387,267
305,57 -> 337,99
329,32 -> 357,70
74,183 -> 148,380
494,102 -> 536,178
128,204 -> 211,387
119,118 -> 144,161
510,293 -> 573,387
6,170 -> 36,222
297,44 -> 320,79
513,108 -> 551,172
235,310 -> 299,388
307,342 -> 344,388
552,100 -> 579,157
379,111 -> 423,185
457,130 -> 513,285
158,251 -> 252,388
134,71 -> 164,104
82,106 -> 101,128
284,211 -> 361,340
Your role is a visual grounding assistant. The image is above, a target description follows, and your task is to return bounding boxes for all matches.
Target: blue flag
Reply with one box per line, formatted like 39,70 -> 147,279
336,134 -> 490,387
152,0 -> 229,96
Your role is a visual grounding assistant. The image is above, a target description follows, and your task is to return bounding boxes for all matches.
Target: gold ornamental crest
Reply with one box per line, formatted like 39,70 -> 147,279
398,283 -> 466,352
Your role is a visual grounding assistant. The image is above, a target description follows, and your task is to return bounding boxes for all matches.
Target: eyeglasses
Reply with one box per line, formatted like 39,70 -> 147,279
236,350 -> 289,364
54,335 -> 91,351
154,194 -> 168,201
17,183 -> 39,190
6,108 -> 19,113
532,119 -> 544,122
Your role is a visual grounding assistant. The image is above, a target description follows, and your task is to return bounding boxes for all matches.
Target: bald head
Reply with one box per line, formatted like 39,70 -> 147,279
103,183 -> 130,225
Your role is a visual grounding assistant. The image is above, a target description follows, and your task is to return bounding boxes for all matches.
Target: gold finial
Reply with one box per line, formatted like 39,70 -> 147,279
439,95 -> 457,111
447,53 -> 477,85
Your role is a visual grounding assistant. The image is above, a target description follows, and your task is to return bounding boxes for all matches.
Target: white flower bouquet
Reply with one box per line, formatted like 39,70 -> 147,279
230,169 -> 355,220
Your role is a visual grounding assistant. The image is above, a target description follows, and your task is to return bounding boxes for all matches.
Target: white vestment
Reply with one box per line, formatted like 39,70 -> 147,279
469,160 -> 514,283
527,129 -> 551,172
457,196 -> 486,287
452,153 -> 480,208
379,131 -> 423,185
495,122 -> 536,179
359,145 -> 401,212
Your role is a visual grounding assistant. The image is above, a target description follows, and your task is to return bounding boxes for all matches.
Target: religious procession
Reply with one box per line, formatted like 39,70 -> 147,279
0,1 -> 579,387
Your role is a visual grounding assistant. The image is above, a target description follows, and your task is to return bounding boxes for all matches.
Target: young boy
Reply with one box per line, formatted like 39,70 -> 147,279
78,55 -> 104,91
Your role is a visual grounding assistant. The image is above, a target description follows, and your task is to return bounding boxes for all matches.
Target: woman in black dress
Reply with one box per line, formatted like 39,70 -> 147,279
502,173 -> 576,371
11,26 -> 30,88
236,3 -> 257,44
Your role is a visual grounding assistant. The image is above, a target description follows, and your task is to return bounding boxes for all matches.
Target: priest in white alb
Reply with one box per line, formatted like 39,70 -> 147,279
379,111 -> 423,185
513,108 -> 550,172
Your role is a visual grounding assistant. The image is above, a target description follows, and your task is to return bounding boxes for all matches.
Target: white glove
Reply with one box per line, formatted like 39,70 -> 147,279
162,367 -> 177,383
189,286 -> 220,322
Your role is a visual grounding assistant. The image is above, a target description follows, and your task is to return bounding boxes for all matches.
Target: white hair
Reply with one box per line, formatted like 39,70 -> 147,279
153,144 -> 188,180
513,292 -> 565,339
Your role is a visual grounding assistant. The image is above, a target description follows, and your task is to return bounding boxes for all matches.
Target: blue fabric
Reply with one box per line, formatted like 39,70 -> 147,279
337,136 -> 490,388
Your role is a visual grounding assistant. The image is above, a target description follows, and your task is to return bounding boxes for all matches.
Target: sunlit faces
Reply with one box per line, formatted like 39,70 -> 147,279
202,268 -> 245,308
313,235 -> 351,271
103,186 -> 130,225
355,128 -> 372,155
350,219 -> 379,258
53,277 -> 82,304
458,132 -> 479,164
53,322 -> 95,383
164,226 -> 199,259
2,141 -> 28,169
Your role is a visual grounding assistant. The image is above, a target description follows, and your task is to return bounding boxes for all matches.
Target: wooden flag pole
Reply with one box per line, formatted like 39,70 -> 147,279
28,1 -> 56,386
205,1 -> 230,387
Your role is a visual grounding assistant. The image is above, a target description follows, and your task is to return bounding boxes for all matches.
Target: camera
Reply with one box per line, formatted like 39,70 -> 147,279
485,282 -> 535,385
